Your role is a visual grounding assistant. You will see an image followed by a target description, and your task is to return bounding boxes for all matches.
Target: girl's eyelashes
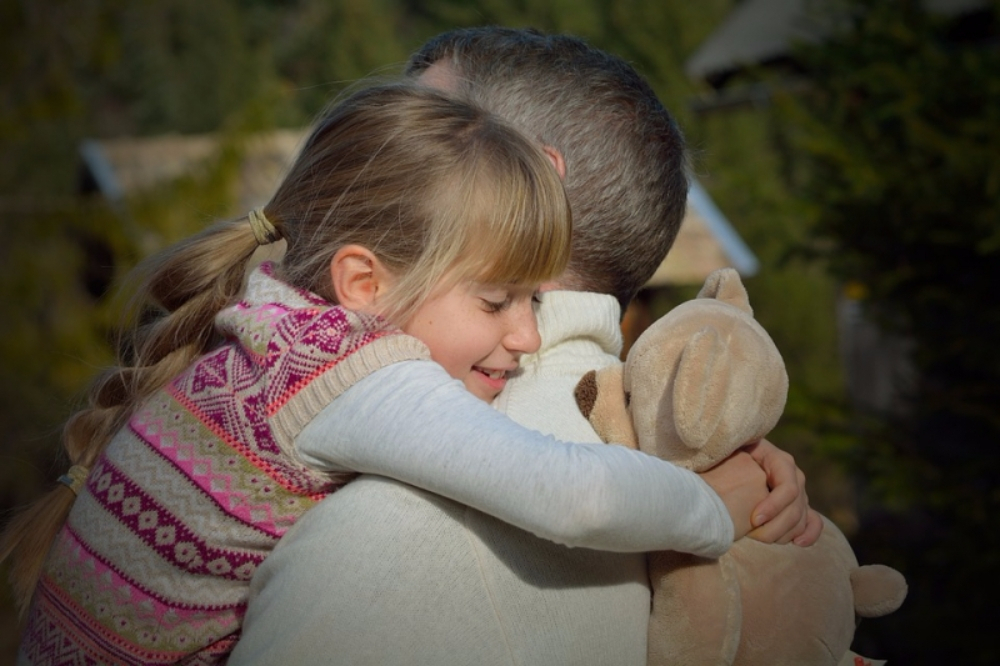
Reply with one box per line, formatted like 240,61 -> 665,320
482,297 -> 511,313
477,284 -> 539,313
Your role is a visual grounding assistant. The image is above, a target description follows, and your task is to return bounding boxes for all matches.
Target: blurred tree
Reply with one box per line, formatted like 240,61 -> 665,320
0,0 -> 280,506
1,2 -> 310,654
105,1 -> 268,134
266,0 -> 411,117
779,1 -> 1000,662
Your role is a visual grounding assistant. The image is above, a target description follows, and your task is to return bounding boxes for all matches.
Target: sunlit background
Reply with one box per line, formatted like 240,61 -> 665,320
2,0 -> 998,663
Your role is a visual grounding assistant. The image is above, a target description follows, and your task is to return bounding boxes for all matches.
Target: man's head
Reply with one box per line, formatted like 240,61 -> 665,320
406,27 -> 689,312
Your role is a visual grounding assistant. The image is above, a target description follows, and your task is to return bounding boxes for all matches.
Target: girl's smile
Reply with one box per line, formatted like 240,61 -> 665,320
402,280 -> 541,402
471,363 -> 517,396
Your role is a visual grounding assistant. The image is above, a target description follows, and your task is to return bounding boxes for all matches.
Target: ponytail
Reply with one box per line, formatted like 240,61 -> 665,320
0,213 -> 276,616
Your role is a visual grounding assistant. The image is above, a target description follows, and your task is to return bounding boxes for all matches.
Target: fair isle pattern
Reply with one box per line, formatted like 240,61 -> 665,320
22,263 -> 430,665
86,456 -> 262,581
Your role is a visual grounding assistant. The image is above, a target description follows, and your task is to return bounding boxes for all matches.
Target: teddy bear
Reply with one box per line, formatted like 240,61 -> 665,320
574,268 -> 907,666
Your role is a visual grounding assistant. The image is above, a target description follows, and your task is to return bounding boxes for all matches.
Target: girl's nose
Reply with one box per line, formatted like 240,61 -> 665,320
504,301 -> 541,355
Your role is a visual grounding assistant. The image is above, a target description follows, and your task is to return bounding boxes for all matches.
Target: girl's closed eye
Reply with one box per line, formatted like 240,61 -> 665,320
478,287 -> 512,313
482,296 -> 511,313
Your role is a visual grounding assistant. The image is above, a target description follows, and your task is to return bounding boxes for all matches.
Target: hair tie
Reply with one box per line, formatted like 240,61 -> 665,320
248,207 -> 281,245
58,465 -> 90,496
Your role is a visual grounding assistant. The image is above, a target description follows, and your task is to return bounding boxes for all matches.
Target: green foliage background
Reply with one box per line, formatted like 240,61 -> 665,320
6,0 -> 994,663
777,1 -> 1000,661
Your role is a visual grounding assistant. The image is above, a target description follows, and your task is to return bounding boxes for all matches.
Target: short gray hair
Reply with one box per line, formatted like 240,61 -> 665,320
407,27 -> 689,311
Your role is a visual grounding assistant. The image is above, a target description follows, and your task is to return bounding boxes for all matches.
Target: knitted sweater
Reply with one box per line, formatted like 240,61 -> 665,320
18,264 -> 428,666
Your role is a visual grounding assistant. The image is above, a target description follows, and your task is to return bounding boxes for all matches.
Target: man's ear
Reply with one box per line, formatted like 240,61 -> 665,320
542,146 -> 566,181
330,245 -> 393,314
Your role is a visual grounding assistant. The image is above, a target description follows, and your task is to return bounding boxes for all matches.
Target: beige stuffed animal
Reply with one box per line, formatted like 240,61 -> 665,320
575,268 -> 907,666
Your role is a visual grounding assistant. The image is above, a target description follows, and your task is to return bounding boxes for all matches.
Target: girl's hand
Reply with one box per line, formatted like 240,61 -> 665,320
742,439 -> 823,546
698,451 -> 769,540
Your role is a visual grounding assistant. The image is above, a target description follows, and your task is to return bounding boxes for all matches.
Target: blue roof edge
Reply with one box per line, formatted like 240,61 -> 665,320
79,140 -> 124,202
688,178 -> 760,276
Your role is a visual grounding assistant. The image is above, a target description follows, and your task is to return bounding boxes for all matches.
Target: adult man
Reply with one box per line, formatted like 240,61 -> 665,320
231,27 -> 817,665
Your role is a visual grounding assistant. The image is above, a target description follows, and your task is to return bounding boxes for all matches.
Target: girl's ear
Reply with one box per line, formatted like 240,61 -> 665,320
330,245 -> 393,314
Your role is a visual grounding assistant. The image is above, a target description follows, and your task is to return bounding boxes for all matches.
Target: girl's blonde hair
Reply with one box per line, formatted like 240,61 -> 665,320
0,82 -> 571,615
275,82 -> 571,323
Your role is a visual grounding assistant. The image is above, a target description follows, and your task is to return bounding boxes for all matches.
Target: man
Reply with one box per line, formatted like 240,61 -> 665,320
230,27 -> 817,665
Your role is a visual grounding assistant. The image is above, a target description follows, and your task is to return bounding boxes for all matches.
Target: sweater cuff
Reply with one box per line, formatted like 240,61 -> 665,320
273,333 -> 430,466
702,481 -> 736,558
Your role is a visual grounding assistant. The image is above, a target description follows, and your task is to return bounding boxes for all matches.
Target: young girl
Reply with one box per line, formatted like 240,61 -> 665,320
5,83 -> 750,665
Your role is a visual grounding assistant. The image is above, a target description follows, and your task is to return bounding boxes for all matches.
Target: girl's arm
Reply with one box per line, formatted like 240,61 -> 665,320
296,360 -> 733,556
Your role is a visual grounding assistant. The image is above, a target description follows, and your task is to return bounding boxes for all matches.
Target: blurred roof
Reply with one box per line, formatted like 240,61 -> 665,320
79,132 -> 757,286
686,0 -> 990,87
79,130 -> 307,215
646,179 -> 758,286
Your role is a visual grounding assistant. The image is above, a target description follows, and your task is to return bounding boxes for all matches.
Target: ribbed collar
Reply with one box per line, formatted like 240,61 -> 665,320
532,290 -> 623,360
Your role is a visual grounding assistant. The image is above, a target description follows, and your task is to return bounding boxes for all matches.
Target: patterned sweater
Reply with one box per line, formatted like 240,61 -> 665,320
20,263 -> 429,665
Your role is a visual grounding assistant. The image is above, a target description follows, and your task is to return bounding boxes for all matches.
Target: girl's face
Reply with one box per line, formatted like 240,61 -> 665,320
402,279 -> 542,402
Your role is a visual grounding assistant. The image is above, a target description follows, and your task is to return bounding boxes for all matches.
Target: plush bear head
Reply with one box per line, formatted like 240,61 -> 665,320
577,267 -> 788,472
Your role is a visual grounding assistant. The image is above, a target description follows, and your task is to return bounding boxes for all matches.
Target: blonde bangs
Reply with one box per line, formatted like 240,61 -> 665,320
444,146 -> 572,287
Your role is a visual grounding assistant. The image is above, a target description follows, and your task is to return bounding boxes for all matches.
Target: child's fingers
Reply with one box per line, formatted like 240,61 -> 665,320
746,497 -> 805,544
742,438 -> 825,545
746,441 -> 805,522
699,451 -> 768,540
793,509 -> 824,546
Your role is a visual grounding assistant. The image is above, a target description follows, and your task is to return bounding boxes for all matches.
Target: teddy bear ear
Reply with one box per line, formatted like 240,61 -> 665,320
672,326 -> 732,450
575,366 -> 639,449
851,564 -> 908,618
697,268 -> 752,317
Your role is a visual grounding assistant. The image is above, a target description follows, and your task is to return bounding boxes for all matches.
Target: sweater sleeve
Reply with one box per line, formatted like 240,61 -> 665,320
296,360 -> 733,557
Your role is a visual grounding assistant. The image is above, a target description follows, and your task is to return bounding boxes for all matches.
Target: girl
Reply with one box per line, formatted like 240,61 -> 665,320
5,83 -> 748,665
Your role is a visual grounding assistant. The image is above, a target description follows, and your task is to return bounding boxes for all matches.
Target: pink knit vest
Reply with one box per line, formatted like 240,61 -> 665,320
20,264 -> 428,665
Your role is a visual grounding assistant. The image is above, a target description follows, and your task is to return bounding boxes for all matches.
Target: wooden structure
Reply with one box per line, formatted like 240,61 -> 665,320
79,129 -> 308,215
